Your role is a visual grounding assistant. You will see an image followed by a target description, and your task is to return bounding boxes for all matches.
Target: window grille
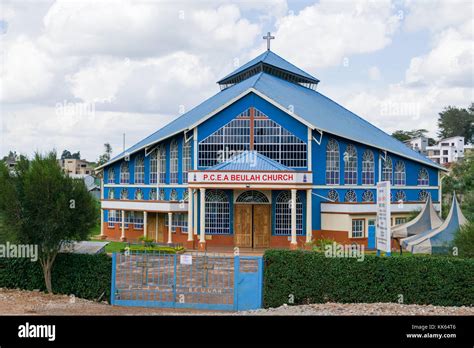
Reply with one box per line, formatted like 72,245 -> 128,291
382,156 -> 393,184
108,189 -> 115,200
362,150 -> 374,185
328,189 -> 339,202
183,189 -> 189,201
120,162 -> 129,184
395,190 -> 406,202
120,188 -> 128,200
165,213 -> 188,233
344,190 -> 357,202
158,188 -> 165,200
150,150 -> 158,184
170,140 -> 178,184
418,168 -> 429,186
182,140 -> 191,183
326,139 -> 340,184
149,188 -> 157,200
418,190 -> 429,202
135,189 -> 144,200
394,161 -> 406,186
275,191 -> 303,236
158,144 -> 166,183
134,156 -> 144,184
362,190 -> 374,202
344,144 -> 357,185
205,190 -> 230,234
170,189 -> 178,201
351,220 -> 364,238
235,190 -> 269,204
108,168 -> 115,184
108,210 -> 116,228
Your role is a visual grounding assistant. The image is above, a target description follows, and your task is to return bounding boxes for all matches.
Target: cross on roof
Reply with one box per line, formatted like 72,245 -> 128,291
263,31 -> 275,51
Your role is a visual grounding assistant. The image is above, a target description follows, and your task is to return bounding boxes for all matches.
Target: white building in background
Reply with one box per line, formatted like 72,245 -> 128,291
404,137 -> 429,155
426,136 -> 472,165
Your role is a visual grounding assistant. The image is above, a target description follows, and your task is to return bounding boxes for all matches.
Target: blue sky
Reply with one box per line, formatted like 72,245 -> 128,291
0,0 -> 472,161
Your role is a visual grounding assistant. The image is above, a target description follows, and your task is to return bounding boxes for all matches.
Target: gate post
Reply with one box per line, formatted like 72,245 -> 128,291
173,254 -> 177,306
233,255 -> 240,311
110,252 -> 117,305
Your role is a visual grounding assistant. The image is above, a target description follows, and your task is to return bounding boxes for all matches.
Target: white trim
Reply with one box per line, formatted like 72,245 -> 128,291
102,200 -> 188,212
105,184 -> 188,188
313,129 -> 323,145
321,202 -> 441,214
193,127 -> 198,170
307,127 -> 312,171
311,185 -> 439,190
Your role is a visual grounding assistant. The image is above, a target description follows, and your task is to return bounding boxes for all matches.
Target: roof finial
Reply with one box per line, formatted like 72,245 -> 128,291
263,31 -> 275,51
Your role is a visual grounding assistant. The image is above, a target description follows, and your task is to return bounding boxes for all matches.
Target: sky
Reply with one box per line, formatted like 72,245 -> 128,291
0,0 -> 473,162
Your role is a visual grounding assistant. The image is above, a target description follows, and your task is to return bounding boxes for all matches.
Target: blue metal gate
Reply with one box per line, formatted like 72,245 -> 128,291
110,251 -> 263,311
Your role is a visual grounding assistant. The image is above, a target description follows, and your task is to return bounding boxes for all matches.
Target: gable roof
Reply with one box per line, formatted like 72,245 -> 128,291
217,50 -> 319,86
208,151 -> 294,171
97,52 -> 445,172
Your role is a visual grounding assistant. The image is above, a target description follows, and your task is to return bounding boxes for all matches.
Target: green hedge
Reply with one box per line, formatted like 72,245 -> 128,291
0,253 -> 111,302
263,250 -> 474,308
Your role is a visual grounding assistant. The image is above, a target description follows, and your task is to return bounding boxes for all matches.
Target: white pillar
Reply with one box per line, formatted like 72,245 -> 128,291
143,211 -> 148,238
187,188 -> 193,242
100,209 -> 105,238
199,188 -> 206,244
291,189 -> 297,246
193,189 -> 198,235
121,210 -> 125,240
307,128 -> 312,171
306,189 -> 312,243
167,212 -> 173,244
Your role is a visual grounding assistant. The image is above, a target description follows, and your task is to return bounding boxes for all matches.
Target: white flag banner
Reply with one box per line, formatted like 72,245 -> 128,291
376,181 -> 391,253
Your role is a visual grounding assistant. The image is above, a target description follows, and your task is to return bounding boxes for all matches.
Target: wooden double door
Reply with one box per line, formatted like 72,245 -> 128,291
234,204 -> 271,248
146,213 -> 166,243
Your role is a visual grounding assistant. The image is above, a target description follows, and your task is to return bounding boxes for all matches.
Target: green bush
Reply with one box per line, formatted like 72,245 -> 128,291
263,249 -> 474,308
0,253 -> 111,302
453,222 -> 474,258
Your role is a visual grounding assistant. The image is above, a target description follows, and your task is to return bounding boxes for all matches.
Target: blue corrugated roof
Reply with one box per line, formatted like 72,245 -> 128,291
98,52 -> 444,171
217,50 -> 319,84
208,151 -> 294,171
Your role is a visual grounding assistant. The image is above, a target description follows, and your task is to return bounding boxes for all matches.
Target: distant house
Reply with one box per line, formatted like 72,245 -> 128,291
58,158 -> 95,176
426,136 -> 472,165
404,136 -> 429,156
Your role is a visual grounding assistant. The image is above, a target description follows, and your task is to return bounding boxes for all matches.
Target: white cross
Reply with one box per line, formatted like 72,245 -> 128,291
263,32 -> 275,51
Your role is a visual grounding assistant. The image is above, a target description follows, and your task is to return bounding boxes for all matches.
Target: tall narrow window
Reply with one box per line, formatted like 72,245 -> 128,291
170,140 -> 178,184
134,156 -> 144,184
418,168 -> 429,186
108,167 -> 115,184
362,150 -> 374,185
149,150 -> 158,184
394,161 -> 406,186
344,144 -> 357,185
326,139 -> 340,185
120,162 -> 129,184
351,219 -> 364,238
182,139 -> 191,183
382,156 -> 393,184
275,191 -> 303,236
205,190 -> 230,234
158,144 -> 166,183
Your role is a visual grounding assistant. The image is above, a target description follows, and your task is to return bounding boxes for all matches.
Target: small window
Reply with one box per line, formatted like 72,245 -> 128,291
395,217 -> 406,225
351,220 -> 364,238
362,190 -> 374,202
344,190 -> 357,202
417,168 -> 429,186
120,188 -> 128,200
328,189 -> 339,202
158,188 -> 165,200
135,189 -> 144,200
170,189 -> 178,201
149,188 -> 157,200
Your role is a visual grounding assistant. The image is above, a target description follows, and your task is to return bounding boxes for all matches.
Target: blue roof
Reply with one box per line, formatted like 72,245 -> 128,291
217,50 -> 319,85
98,52 -> 444,171
208,151 -> 294,171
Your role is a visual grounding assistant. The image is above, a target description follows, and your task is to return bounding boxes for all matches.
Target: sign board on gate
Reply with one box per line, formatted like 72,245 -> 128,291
180,254 -> 192,265
376,181 -> 391,254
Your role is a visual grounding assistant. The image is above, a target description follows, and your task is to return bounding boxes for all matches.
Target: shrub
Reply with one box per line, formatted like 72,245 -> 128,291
263,249 -> 474,308
0,253 -> 111,302
453,222 -> 474,258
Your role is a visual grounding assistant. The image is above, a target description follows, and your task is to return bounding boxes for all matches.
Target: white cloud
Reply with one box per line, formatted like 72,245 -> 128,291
368,66 -> 381,81
264,0 -> 401,70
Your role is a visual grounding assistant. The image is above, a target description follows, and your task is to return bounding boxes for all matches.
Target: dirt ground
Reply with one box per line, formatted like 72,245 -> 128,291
1,288 -> 473,316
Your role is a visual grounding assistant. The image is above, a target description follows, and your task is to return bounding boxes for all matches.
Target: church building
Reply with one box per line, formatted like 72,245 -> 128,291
95,36 -> 445,251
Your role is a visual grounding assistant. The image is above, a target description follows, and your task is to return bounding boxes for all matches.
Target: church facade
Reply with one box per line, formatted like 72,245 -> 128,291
96,48 -> 445,251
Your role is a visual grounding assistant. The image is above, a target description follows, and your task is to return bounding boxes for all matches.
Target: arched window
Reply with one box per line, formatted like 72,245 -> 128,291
108,189 -> 115,200
158,188 -> 165,200
134,156 -> 144,184
170,140 -> 178,184
394,161 -> 406,186
395,190 -> 406,202
170,189 -> 178,201
235,190 -> 269,204
326,139 -> 340,185
135,188 -> 144,200
418,168 -> 429,186
120,162 -> 129,184
150,150 -> 158,184
182,140 -> 191,183
158,144 -> 166,183
382,156 -> 393,184
344,145 -> 357,185
418,190 -> 429,202
205,190 -> 230,234
149,188 -> 157,200
275,191 -> 303,235
120,188 -> 128,200
362,190 -> 374,202
108,168 -> 115,184
362,150 -> 374,185
344,190 -> 357,202
328,189 -> 339,202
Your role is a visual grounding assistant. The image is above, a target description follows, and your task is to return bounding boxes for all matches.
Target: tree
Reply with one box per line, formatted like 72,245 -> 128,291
2,150 -> 18,162
97,143 -> 112,166
453,222 -> 474,258
391,129 -> 435,145
61,150 -> 81,160
437,104 -> 474,143
0,152 -> 97,293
